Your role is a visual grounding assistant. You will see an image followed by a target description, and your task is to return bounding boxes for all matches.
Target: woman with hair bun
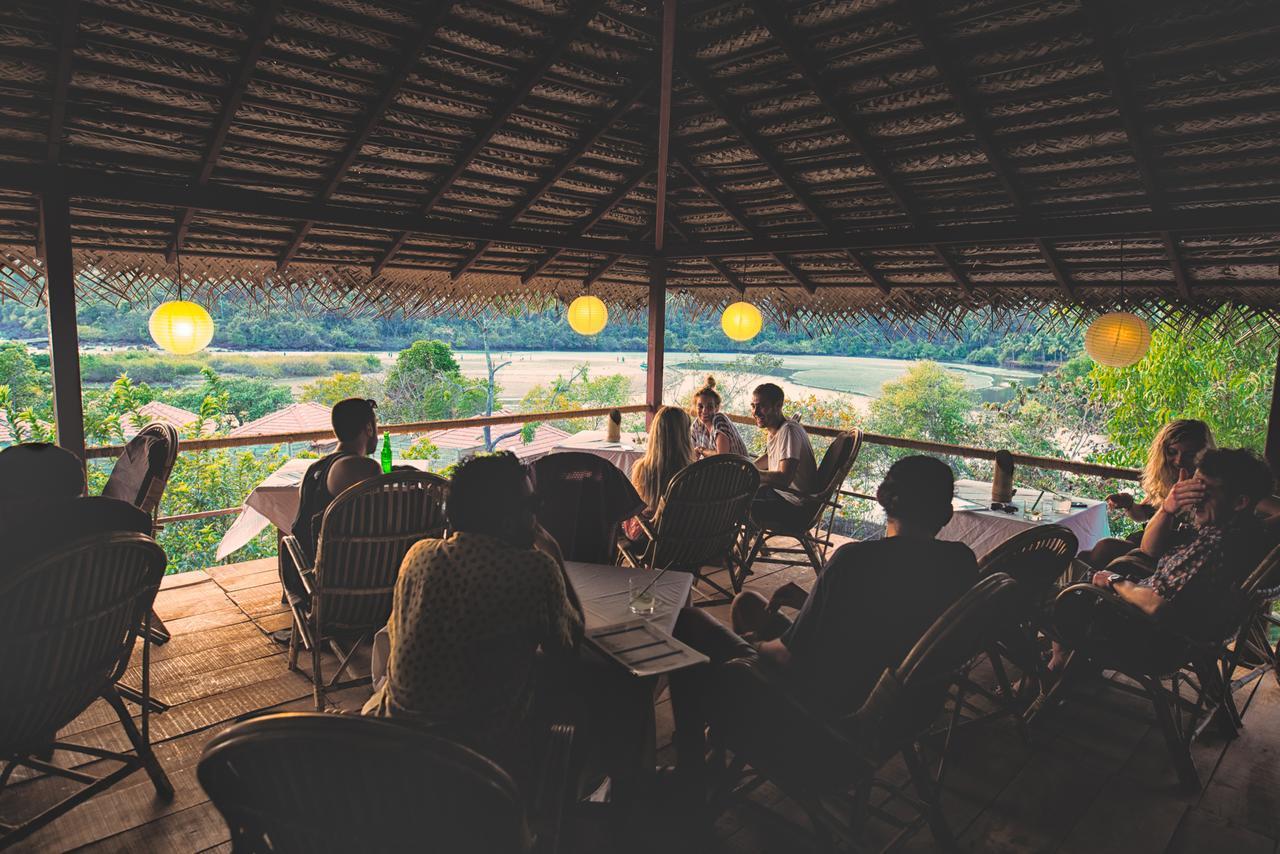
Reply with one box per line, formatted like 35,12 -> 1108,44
690,375 -> 748,458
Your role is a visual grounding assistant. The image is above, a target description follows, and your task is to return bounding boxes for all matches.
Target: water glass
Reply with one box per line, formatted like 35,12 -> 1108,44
628,576 -> 657,615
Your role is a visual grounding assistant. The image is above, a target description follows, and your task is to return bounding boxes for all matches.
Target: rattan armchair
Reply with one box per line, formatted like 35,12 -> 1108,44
101,422 -> 180,714
0,532 -> 173,848
706,573 -> 1020,851
281,470 -> 448,709
617,454 -> 759,604
198,712 -> 573,854
1216,543 -> 1280,720
740,429 -> 863,579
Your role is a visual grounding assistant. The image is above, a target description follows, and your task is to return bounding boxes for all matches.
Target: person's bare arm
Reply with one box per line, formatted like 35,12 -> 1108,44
713,432 -> 734,455
326,456 -> 382,498
1140,479 -> 1205,557
754,453 -> 769,471
757,637 -> 792,667
758,457 -> 798,488
1092,571 -> 1166,616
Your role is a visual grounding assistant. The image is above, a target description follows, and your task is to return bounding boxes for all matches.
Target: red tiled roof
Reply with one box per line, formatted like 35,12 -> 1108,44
426,416 -> 570,462
228,402 -> 332,438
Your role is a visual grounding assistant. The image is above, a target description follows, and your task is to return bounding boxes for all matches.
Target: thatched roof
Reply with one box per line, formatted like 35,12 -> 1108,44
0,0 -> 1277,330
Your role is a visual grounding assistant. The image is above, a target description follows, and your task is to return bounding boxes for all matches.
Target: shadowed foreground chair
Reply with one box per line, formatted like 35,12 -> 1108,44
198,713 -> 571,854
282,471 -> 448,709
1221,544 -> 1280,718
530,451 -> 644,564
1045,567 -> 1260,791
0,533 -> 173,848
741,429 -> 863,579
618,454 -> 758,604
707,573 -> 1020,852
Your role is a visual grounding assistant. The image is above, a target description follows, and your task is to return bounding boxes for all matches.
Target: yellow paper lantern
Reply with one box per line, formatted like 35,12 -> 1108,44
721,301 -> 763,342
149,300 -> 215,355
1084,311 -> 1151,368
567,294 -> 608,335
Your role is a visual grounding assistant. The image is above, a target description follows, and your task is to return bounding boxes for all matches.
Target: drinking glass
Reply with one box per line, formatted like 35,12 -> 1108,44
628,576 -> 657,615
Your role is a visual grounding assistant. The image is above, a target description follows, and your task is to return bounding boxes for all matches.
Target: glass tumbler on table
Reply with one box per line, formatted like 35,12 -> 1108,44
628,576 -> 657,615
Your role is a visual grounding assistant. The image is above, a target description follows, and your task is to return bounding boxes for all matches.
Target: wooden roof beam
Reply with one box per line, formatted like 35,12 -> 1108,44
277,2 -> 455,272
654,0 -> 676,253
671,146 -> 817,293
1036,238 -> 1074,299
666,217 -> 748,293
521,163 -> 653,283
935,247 -> 974,295
677,56 -> 889,292
450,75 -> 654,279
165,0 -> 281,263
372,0 -> 606,277
1080,0 -> 1191,298
47,0 -> 79,164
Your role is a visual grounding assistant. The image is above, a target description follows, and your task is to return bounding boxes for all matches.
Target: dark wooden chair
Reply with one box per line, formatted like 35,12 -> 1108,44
740,429 -> 863,579
198,712 -> 572,854
1217,543 -> 1280,721
705,573 -> 1020,852
281,470 -> 448,709
101,422 -> 180,715
0,441 -> 84,499
617,454 -> 759,604
0,532 -> 173,848
530,451 -> 644,564
1045,575 -> 1251,791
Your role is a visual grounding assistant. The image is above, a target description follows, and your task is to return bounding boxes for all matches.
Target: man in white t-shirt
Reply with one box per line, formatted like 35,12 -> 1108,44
750,383 -> 820,528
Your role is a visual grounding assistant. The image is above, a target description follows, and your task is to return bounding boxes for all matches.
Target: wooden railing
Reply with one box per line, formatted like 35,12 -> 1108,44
82,404 -> 1139,528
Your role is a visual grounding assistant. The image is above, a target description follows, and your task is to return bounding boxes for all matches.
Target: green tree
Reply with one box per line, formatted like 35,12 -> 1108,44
164,368 -> 292,423
299,372 -> 370,406
867,361 -> 974,444
386,339 -> 460,381
381,339 -> 487,425
520,365 -> 633,431
0,341 -> 48,413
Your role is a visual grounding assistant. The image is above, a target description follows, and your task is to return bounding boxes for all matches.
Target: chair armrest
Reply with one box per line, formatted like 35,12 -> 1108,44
533,722 -> 575,854
280,534 -> 316,595
634,515 -> 657,541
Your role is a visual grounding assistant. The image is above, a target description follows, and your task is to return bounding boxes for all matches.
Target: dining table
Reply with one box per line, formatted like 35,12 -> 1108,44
938,478 -> 1110,560
547,429 -> 647,476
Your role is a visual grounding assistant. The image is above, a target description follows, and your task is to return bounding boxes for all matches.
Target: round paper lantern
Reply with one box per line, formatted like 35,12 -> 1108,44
1084,311 -> 1151,368
721,301 -> 763,342
149,300 -> 215,355
567,294 -> 608,335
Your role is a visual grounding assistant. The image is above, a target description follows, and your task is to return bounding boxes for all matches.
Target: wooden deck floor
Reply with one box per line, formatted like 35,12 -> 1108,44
3,552 -> 1280,853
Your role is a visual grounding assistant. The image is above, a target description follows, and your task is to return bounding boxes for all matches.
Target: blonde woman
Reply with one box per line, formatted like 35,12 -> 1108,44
623,406 -> 694,541
690,375 -> 749,458
1083,419 -> 1214,569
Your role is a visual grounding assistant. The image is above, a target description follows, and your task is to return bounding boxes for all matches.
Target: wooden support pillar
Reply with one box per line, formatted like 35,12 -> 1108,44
645,256 -> 666,423
40,187 -> 86,463
1266,340 -> 1280,477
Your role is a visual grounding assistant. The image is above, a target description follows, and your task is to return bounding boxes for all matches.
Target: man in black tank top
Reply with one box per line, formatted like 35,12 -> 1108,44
277,399 -> 383,626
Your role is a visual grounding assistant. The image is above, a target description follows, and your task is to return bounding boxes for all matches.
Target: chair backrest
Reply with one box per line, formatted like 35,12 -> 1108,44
198,712 -> 532,854
102,422 -> 179,515
855,572 -> 1020,762
530,451 -> 645,563
801,429 -> 863,528
645,455 -> 759,572
1241,542 -> 1280,599
0,532 -> 165,753
0,441 -> 84,502
978,524 -> 1078,613
313,470 -> 448,632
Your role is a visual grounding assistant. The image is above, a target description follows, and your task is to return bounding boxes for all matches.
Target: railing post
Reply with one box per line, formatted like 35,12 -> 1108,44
1266,340 -> 1280,476
40,183 -> 87,465
646,256 -> 666,424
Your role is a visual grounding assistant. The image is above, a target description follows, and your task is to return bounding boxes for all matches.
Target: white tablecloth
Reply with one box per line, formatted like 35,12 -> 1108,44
214,458 -> 435,560
549,430 -> 646,476
938,479 -> 1110,560
371,560 -> 694,688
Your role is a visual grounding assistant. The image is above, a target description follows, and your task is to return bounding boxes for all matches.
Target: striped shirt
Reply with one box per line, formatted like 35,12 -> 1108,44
691,411 -> 748,457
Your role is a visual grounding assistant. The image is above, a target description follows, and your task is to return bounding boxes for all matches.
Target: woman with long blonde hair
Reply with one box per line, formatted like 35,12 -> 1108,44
1082,419 -> 1215,569
623,406 -> 694,540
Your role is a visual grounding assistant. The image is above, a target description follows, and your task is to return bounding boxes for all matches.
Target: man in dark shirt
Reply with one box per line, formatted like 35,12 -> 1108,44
669,455 -> 979,784
1095,448 -> 1272,632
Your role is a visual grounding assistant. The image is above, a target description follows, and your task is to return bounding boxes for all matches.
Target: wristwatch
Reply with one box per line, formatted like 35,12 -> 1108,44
1105,572 -> 1124,591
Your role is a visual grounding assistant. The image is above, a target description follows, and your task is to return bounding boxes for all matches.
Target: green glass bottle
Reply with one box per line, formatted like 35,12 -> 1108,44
380,431 -> 393,473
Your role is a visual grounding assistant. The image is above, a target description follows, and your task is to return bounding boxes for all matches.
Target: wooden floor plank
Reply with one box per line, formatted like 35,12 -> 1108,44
74,801 -> 230,853
157,608 -> 250,638
1166,807 -> 1277,854
223,584 -> 288,620
206,557 -> 276,588
159,570 -> 211,590
210,567 -> 278,593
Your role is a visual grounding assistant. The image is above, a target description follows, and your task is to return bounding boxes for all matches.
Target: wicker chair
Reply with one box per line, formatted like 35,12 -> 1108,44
0,532 -> 173,848
617,454 -> 759,604
1218,543 -> 1280,721
281,471 -> 448,709
198,712 -> 573,854
706,573 -> 1020,851
530,451 -> 644,564
1045,574 -> 1253,791
740,429 -> 863,579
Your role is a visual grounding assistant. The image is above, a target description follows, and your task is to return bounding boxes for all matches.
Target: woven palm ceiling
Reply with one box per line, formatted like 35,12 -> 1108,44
0,0 -> 1278,328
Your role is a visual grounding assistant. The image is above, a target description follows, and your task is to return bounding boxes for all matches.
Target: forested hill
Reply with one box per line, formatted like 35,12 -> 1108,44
0,296 -> 1082,367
